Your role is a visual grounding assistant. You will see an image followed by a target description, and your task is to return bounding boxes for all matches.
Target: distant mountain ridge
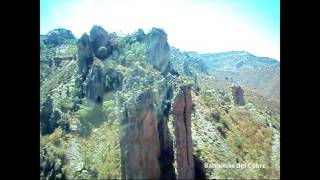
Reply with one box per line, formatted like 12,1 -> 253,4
171,48 -> 280,101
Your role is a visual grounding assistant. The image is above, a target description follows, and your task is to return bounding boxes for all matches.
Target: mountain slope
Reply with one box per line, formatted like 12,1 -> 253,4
40,27 -> 280,179
171,49 -> 280,101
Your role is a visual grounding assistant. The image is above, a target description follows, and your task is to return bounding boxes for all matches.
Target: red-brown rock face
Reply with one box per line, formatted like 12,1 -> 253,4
120,91 -> 161,179
172,85 -> 194,179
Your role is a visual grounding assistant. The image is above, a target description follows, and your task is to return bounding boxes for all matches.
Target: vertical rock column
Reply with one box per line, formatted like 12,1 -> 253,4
157,83 -> 176,179
120,90 -> 161,179
172,85 -> 194,179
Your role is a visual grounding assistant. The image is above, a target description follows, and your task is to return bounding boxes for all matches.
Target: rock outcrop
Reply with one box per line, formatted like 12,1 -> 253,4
120,90 -> 161,179
83,60 -> 105,104
157,81 -> 176,179
76,26 -> 121,100
40,95 -> 60,135
146,28 -> 172,75
172,85 -> 195,179
45,28 -> 76,46
120,75 -> 176,179
77,33 -> 94,76
90,25 -> 114,60
232,85 -> 245,106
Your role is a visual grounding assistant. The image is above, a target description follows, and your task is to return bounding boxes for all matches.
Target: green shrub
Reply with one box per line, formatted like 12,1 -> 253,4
80,122 -> 121,179
116,37 -> 126,48
232,134 -> 243,149
75,102 -> 107,136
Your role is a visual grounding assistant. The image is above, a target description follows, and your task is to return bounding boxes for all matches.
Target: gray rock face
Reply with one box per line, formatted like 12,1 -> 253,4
77,33 -> 94,76
45,28 -> 76,46
83,61 -> 105,104
146,28 -> 172,75
172,85 -> 195,179
120,90 -> 161,179
232,85 -> 245,106
76,26 -> 121,101
40,95 -> 60,135
90,25 -> 112,60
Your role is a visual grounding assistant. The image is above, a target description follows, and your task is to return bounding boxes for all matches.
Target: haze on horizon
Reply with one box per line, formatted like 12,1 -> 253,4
40,0 -> 280,61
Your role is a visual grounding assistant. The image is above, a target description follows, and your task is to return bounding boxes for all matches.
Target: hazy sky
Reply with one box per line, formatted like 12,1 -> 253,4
40,0 -> 280,60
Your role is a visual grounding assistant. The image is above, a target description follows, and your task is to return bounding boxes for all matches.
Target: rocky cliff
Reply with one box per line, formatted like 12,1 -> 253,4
172,85 -> 194,179
40,26 -> 280,179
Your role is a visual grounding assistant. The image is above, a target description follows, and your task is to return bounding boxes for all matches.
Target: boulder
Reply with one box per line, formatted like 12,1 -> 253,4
172,85 -> 195,179
45,28 -> 76,46
146,28 -> 172,75
90,25 -> 112,60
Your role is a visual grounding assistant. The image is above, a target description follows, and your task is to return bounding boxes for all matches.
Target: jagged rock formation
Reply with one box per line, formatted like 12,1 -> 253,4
77,33 -> 94,76
120,90 -> 161,179
172,85 -> 195,179
146,28 -> 172,75
119,80 -> 176,179
40,25 -> 280,179
83,60 -> 105,104
45,28 -> 76,46
157,81 -> 176,180
89,25 -> 114,60
232,85 -> 245,106
76,26 -> 122,101
119,27 -> 177,178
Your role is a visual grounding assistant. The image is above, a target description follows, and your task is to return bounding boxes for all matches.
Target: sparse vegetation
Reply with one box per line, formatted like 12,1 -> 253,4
40,26 -> 279,179
80,122 -> 121,179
